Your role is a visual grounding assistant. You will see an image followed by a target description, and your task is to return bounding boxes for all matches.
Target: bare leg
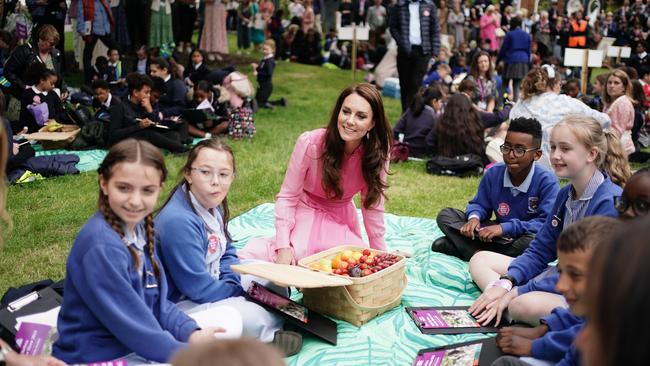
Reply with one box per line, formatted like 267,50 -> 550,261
469,251 -> 514,290
508,291 -> 567,326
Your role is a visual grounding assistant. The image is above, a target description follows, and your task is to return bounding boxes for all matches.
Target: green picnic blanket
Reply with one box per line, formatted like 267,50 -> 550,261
229,203 -> 493,366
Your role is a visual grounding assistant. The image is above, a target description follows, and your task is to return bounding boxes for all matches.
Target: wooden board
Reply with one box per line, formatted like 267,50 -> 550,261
231,263 -> 353,288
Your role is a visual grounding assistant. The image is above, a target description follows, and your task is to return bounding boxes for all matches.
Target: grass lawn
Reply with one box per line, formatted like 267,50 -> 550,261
0,50 -> 481,295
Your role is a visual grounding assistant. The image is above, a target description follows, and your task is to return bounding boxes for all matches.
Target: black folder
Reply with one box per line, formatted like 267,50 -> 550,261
414,337 -> 503,366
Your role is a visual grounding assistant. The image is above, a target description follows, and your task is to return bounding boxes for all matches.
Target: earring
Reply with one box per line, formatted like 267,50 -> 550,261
366,131 -> 371,140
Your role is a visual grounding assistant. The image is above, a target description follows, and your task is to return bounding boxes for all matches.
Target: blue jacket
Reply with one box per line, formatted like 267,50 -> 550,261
388,0 -> 440,57
156,188 -> 245,304
498,27 -> 531,65
530,307 -> 584,361
159,78 -> 187,118
517,272 -> 560,296
53,214 -> 198,364
507,174 -> 621,285
465,162 -> 559,238
393,106 -> 438,158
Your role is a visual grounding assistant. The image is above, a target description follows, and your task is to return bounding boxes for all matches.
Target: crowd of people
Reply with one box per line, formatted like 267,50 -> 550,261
1,0 -> 650,366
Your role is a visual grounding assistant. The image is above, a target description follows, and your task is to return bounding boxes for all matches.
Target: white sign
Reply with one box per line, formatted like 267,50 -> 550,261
338,26 -> 370,41
606,46 -> 632,58
564,48 -> 604,67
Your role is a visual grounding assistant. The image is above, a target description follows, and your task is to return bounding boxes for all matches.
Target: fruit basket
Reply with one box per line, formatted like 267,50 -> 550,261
297,246 -> 407,326
25,122 -> 80,150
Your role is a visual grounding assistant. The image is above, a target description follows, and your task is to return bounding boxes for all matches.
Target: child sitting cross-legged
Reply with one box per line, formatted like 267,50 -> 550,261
433,117 -> 560,261
490,215 -> 623,366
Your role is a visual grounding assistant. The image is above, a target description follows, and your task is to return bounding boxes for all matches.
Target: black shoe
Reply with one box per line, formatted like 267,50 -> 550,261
272,330 -> 303,357
431,236 -> 454,254
279,97 -> 287,106
261,102 -> 275,109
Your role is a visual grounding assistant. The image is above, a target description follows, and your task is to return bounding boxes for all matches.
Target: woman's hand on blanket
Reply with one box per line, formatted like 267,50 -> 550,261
460,218 -> 481,239
468,286 -> 508,317
276,248 -> 295,265
189,327 -> 227,344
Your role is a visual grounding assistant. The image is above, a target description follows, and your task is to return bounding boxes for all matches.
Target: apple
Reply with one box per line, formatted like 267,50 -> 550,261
362,269 -> 372,277
341,250 -> 353,261
348,258 -> 357,266
352,251 -> 363,261
338,261 -> 349,270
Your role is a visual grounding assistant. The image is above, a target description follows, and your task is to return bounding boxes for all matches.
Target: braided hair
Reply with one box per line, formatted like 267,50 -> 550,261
97,139 -> 167,278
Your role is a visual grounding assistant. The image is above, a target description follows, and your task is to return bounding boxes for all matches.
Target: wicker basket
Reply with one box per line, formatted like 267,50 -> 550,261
298,246 -> 407,326
25,124 -> 80,150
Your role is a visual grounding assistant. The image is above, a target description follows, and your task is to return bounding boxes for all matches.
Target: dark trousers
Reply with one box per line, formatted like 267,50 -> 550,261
173,3 -> 197,44
396,46 -> 430,112
128,128 -> 187,153
126,0 -> 149,49
435,207 -> 535,261
256,81 -> 273,104
237,22 -> 251,49
83,34 -> 119,85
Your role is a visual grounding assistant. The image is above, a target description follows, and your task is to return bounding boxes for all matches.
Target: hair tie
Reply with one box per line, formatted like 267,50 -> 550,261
541,64 -> 555,79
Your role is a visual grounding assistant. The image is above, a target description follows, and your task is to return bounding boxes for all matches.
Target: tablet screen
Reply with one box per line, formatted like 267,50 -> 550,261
412,309 -> 480,329
413,343 -> 482,366
248,282 -> 309,323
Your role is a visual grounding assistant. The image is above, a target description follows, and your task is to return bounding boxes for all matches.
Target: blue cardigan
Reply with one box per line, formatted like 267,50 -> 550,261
465,162 -> 559,238
156,188 -> 245,304
507,174 -> 621,285
498,28 -> 531,65
531,307 -> 584,361
52,214 -> 198,364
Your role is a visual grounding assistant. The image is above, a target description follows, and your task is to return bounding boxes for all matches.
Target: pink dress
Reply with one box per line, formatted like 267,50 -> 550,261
200,0 -> 229,54
480,14 -> 499,50
605,95 -> 635,155
239,129 -> 387,262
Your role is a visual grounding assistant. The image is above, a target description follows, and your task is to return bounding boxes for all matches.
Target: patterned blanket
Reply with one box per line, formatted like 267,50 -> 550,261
229,203 -> 493,366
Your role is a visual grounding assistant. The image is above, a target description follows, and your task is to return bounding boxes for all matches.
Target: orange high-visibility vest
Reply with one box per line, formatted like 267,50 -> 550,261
568,20 -> 587,47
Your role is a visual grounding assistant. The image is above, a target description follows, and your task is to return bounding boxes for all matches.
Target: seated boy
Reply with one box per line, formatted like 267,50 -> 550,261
491,216 -> 622,366
423,63 -> 452,87
106,48 -> 128,98
433,117 -> 559,261
92,79 -> 121,121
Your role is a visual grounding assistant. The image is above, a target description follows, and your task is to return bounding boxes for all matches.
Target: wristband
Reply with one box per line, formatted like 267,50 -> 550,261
499,274 -> 517,286
489,279 -> 514,292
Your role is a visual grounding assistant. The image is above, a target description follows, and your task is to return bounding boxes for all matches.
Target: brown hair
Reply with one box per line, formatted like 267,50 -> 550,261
521,66 -> 561,99
603,69 -> 636,105
435,94 -> 485,157
38,24 -> 60,45
0,121 -> 11,246
322,83 -> 391,209
97,139 -> 167,278
264,39 -> 277,53
469,51 -> 493,80
170,339 -> 285,366
554,115 -> 631,187
159,138 -> 235,241
586,217 -> 650,366
556,216 -> 620,253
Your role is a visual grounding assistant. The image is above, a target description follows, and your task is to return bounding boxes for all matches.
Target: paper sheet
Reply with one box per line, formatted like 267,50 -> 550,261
15,307 -> 60,330
196,99 -> 215,112
187,305 -> 243,339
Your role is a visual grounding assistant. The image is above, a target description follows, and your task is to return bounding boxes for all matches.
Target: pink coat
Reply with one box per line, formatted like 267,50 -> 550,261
239,129 -> 387,262
480,14 -> 499,50
605,95 -> 635,155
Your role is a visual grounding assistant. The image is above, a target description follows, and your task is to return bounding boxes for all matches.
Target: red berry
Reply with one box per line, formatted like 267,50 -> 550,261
362,269 -> 372,276
362,249 -> 371,256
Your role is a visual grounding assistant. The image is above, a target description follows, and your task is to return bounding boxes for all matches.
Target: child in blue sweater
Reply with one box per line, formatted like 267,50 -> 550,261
468,115 -> 630,327
433,117 -> 559,261
156,138 -> 282,342
491,216 -> 622,366
53,139 -> 222,364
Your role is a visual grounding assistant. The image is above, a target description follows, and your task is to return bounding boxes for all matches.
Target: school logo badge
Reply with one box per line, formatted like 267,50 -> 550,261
208,234 -> 219,255
528,197 -> 539,213
497,202 -> 510,216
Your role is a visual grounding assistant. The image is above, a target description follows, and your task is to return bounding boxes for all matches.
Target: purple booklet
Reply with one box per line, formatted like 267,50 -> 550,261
413,343 -> 482,366
86,361 -> 128,366
14,322 -> 57,356
411,309 -> 481,329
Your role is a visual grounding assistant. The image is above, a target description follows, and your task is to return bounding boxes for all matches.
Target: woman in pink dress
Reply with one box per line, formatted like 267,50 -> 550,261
603,69 -> 636,155
239,84 -> 393,264
480,5 -> 500,51
200,0 -> 230,60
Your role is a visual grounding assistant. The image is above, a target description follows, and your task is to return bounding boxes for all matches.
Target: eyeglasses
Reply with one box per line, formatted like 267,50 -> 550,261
191,168 -> 234,184
499,144 -> 539,158
614,196 -> 650,216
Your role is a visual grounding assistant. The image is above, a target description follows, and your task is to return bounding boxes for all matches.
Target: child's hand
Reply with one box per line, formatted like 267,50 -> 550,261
140,96 -> 153,112
496,329 -> 534,356
469,286 -> 508,318
478,224 -> 503,242
12,143 -> 19,155
138,118 -> 153,129
460,218 -> 481,239
251,62 -> 258,69
188,327 -> 226,344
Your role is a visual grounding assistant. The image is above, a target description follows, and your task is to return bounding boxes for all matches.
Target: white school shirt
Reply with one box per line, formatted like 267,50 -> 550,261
408,1 -> 422,46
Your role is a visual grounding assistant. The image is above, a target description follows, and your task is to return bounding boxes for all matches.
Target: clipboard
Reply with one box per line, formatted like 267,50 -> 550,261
413,338 -> 503,366
406,306 -> 499,334
245,281 -> 339,345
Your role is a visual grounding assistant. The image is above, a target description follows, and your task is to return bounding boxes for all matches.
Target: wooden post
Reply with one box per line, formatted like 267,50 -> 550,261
351,25 -> 357,80
581,48 -> 589,95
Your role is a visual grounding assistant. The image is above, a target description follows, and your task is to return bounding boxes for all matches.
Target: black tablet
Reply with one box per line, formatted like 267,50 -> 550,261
413,337 -> 503,366
246,281 -> 338,345
181,109 -> 218,124
406,306 -> 500,334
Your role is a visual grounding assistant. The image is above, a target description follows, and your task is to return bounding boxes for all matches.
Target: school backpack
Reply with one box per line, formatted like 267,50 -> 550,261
426,154 -> 484,177
228,102 -> 256,140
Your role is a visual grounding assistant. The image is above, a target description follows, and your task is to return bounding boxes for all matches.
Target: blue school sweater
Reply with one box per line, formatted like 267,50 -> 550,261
52,214 -> 199,364
156,188 -> 245,303
507,174 -> 621,285
530,307 -> 584,361
557,341 -> 581,366
465,162 -> 559,238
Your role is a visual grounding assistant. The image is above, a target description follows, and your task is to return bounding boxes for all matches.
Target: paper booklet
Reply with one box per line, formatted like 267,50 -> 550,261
406,306 -> 499,334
